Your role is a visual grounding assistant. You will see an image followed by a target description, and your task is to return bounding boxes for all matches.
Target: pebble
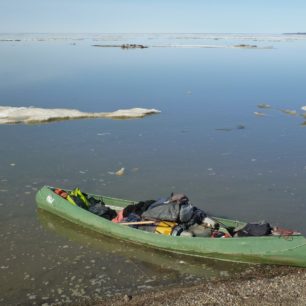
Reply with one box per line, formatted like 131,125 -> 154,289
123,294 -> 132,302
28,294 -> 36,300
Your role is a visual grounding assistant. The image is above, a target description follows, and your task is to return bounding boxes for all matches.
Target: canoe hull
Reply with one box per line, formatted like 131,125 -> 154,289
36,186 -> 306,267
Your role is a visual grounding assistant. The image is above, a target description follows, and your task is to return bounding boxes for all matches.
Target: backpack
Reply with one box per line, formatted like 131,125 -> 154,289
236,221 -> 272,237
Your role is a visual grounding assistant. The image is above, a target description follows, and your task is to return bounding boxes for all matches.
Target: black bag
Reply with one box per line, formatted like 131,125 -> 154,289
236,221 -> 272,237
89,202 -> 117,220
123,200 -> 155,217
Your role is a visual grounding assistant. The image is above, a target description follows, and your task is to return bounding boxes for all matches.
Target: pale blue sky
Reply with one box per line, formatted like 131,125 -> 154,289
0,0 -> 305,33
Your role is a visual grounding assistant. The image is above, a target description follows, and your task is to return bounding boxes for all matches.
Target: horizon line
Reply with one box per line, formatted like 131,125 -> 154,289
1,31 -> 305,35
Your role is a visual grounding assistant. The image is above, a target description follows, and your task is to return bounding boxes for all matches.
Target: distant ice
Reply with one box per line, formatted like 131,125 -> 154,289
1,33 -> 305,45
153,44 -> 272,49
0,106 -> 160,124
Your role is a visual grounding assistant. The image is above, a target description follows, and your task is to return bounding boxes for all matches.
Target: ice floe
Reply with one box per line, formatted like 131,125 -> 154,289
153,44 -> 272,49
1,33 -> 306,43
0,106 -> 160,124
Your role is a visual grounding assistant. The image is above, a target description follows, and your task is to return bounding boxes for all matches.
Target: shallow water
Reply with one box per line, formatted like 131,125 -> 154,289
1,33 -> 306,305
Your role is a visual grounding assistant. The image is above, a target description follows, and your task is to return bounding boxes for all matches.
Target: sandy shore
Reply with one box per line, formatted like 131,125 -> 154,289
94,266 -> 306,306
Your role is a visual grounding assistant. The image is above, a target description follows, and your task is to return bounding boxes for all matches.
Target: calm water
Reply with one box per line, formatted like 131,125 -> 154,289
1,33 -> 306,305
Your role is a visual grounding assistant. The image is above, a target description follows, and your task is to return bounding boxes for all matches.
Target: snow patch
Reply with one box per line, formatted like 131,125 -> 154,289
0,106 -> 160,124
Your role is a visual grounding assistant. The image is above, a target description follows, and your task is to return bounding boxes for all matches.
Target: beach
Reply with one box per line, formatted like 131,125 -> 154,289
96,266 -> 306,305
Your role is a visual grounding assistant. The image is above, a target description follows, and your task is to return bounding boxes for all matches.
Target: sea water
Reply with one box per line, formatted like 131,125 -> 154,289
0,33 -> 306,304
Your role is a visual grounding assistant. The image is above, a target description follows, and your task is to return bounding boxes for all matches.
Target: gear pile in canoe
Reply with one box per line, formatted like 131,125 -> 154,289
36,186 -> 306,267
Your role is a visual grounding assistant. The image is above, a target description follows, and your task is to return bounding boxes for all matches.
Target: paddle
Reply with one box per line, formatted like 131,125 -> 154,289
119,220 -> 156,226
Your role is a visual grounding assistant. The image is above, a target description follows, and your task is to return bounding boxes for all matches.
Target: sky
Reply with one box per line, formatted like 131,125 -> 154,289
0,0 -> 306,34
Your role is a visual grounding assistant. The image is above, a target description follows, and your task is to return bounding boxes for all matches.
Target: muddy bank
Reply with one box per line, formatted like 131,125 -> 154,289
94,266 -> 306,306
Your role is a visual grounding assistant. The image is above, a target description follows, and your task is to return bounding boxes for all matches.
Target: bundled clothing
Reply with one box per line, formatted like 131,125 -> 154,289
141,193 -> 206,229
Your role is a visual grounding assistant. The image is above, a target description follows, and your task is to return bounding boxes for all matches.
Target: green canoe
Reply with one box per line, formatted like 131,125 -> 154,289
36,186 -> 306,267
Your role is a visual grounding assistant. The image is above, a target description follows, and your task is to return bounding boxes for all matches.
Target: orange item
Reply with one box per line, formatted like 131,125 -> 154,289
54,188 -> 68,199
112,209 -> 124,223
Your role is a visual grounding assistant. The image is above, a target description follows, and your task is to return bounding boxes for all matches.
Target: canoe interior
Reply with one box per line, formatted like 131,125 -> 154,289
48,186 -> 246,229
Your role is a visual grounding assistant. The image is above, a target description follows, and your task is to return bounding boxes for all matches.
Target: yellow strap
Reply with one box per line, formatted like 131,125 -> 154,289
70,188 -> 89,208
66,195 -> 76,206
76,188 -> 89,207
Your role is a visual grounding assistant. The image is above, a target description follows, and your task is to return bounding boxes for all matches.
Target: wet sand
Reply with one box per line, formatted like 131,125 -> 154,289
94,266 -> 306,306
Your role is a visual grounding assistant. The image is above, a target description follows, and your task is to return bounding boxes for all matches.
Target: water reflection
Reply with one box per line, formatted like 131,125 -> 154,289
38,209 -> 253,276
20,209 -> 252,304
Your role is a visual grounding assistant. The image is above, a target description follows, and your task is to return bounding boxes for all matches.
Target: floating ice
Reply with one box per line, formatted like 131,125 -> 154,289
153,44 -> 271,49
257,103 -> 271,109
0,106 -> 160,124
280,109 -> 297,116
253,111 -> 266,117
115,167 -> 125,176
